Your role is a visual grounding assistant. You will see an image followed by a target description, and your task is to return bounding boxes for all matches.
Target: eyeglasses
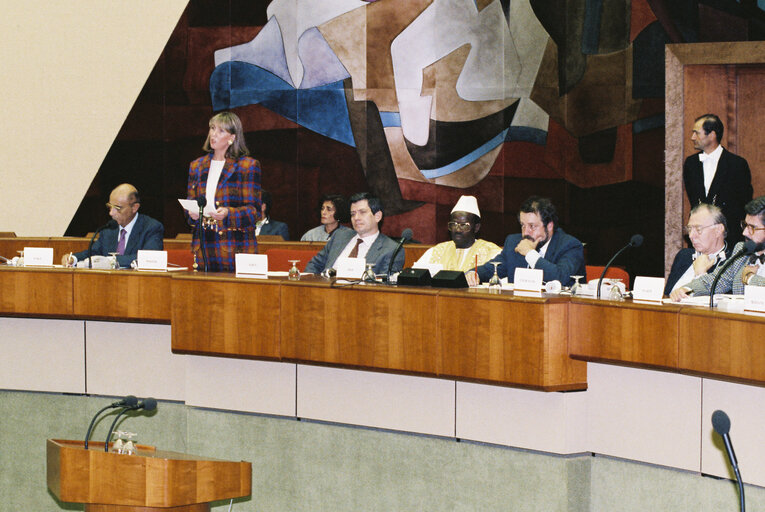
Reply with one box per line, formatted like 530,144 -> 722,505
447,221 -> 472,233
740,221 -> 765,234
105,202 -> 134,212
684,223 -> 719,235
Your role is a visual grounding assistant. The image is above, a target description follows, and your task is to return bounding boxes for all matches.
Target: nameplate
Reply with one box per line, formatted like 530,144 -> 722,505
412,262 -> 443,277
632,276 -> 665,302
744,285 -> 765,313
335,256 -> 366,279
23,247 -> 54,267
513,267 -> 543,292
235,253 -> 268,275
137,250 -> 167,271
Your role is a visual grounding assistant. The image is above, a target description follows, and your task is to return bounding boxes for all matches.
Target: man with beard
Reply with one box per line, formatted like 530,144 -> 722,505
414,195 -> 500,272
467,196 -> 585,286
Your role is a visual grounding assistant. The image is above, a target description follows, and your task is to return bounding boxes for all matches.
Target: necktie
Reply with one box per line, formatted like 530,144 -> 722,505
348,238 -> 363,258
116,229 -> 126,255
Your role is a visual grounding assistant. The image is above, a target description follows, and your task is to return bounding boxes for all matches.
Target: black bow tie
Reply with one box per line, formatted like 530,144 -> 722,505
749,253 -> 765,265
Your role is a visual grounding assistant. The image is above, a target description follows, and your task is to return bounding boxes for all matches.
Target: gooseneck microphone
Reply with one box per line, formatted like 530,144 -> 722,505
712,410 -> 745,512
387,228 -> 413,281
104,397 -> 158,452
709,240 -> 761,308
597,234 -> 643,299
83,395 -> 138,449
87,220 -> 117,269
196,196 -> 209,272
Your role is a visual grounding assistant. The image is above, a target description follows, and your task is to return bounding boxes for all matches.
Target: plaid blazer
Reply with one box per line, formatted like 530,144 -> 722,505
687,241 -> 765,295
187,154 -> 262,272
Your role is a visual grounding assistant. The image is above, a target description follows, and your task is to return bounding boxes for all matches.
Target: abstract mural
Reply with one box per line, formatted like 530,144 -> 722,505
67,0 -> 765,279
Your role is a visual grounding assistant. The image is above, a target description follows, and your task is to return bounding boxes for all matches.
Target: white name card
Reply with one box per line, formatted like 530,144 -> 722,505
235,253 -> 268,275
632,276 -> 665,302
744,285 -> 765,313
513,267 -> 543,292
335,256 -> 366,279
137,250 -> 167,271
23,247 -> 54,267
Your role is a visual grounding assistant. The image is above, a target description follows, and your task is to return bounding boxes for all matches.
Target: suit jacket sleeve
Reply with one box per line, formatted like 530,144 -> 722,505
369,236 -> 405,274
532,231 -> 586,286
687,242 -> 747,296
664,249 -> 693,296
305,237 -> 335,274
222,157 -> 262,230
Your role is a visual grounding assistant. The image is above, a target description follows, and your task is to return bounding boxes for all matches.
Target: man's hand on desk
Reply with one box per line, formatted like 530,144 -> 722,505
465,270 -> 479,287
670,286 -> 692,302
61,253 -> 75,267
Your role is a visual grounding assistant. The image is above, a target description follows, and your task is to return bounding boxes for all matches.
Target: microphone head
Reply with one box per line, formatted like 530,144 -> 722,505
197,196 -> 207,208
105,220 -> 118,230
630,234 -> 644,248
141,398 -> 158,412
712,409 -> 731,436
744,239 -> 758,254
123,395 -> 138,407
401,228 -> 413,241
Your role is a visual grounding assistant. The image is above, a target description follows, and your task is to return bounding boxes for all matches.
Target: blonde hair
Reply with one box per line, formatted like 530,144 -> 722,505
202,111 -> 250,158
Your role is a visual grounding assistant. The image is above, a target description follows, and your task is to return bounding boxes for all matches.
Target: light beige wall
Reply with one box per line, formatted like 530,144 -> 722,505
0,1 -> 187,236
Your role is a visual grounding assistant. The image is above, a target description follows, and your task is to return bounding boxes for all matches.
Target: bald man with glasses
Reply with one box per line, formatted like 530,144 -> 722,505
62,183 -> 164,268
671,196 -> 765,301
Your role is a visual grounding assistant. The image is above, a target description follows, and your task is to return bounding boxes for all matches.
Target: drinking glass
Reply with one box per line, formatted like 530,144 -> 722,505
488,262 -> 502,292
362,263 -> 376,282
608,278 -> 624,301
288,260 -> 301,281
570,275 -> 584,296
108,252 -> 119,269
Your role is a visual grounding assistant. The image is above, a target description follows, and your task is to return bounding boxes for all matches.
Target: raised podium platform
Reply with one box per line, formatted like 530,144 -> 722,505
46,439 -> 251,511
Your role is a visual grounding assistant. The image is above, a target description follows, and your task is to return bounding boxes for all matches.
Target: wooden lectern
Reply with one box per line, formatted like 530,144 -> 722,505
47,439 -> 252,511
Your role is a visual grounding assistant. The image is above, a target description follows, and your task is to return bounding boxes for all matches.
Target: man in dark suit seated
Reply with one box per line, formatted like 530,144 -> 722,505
62,183 -> 164,268
255,189 -> 290,240
467,195 -> 585,286
305,192 -> 405,276
683,113 -> 752,247
664,203 -> 729,296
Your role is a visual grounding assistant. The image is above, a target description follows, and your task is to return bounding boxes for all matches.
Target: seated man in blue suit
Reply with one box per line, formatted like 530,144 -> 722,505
467,195 -> 585,286
664,203 -> 729,296
305,192 -> 405,276
62,183 -> 164,268
255,189 -> 290,240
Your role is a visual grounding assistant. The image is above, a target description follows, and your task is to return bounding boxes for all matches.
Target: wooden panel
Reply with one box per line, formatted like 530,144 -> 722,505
280,280 -> 439,374
0,266 -> 73,316
171,275 -> 281,358
736,66 -> 765,198
679,308 -> 765,383
48,439 -> 250,509
568,299 -> 680,370
438,291 -> 586,390
73,271 -> 172,322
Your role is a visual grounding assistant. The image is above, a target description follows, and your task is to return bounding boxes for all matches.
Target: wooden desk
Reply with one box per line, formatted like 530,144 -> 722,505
73,270 -> 173,322
0,266 -> 74,317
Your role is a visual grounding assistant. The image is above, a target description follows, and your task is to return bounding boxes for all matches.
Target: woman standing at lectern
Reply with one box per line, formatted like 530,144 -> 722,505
186,111 -> 262,272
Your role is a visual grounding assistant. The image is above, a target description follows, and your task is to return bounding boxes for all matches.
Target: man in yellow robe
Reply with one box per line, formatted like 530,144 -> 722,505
415,195 -> 501,272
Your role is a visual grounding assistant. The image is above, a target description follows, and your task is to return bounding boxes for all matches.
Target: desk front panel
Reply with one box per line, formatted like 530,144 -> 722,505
73,270 -> 172,322
280,281 -> 439,374
679,308 -> 765,384
438,291 -> 586,390
0,266 -> 73,316
568,299 -> 680,370
171,274 -> 281,358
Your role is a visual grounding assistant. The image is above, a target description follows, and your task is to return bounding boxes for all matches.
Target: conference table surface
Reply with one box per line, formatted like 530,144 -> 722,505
2,262 -> 765,391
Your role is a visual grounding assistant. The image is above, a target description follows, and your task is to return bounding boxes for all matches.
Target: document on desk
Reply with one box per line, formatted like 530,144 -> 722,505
663,294 -> 743,307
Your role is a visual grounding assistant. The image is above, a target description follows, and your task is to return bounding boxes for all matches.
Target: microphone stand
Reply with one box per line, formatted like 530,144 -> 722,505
386,229 -> 412,283
87,221 -> 114,269
597,235 -> 642,299
197,197 -> 209,273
